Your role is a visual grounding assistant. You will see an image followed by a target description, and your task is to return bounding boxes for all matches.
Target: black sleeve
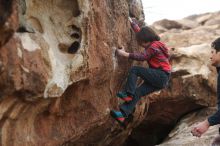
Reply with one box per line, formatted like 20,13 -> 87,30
208,70 -> 220,126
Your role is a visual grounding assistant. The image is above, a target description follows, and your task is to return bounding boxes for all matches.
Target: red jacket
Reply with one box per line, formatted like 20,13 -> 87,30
129,41 -> 171,73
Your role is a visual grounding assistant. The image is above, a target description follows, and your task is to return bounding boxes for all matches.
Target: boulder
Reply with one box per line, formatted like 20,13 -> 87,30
152,19 -> 183,30
0,0 -> 147,145
177,19 -> 200,29
159,108 -> 219,146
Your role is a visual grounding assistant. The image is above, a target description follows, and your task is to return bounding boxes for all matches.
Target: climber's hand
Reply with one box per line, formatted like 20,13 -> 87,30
191,120 -> 210,137
116,47 -> 129,58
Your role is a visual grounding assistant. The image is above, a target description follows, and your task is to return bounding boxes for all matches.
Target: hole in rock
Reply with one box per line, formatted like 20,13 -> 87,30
17,26 -> 34,33
67,41 -> 80,54
71,25 -> 80,32
17,26 -> 27,33
71,33 -> 80,39
70,25 -> 81,40
17,26 -> 28,33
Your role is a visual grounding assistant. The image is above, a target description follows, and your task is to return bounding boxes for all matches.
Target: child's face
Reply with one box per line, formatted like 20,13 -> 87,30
210,48 -> 220,66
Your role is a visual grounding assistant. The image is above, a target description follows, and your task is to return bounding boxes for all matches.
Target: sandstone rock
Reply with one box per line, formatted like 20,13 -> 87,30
185,14 -> 200,21
195,13 -> 213,25
204,14 -> 220,26
160,24 -> 220,48
0,0 -> 137,99
177,18 -> 200,29
192,11 -> 220,26
159,108 -> 219,146
128,0 -> 144,19
0,0 -> 149,146
152,19 -> 183,30
151,25 -> 167,34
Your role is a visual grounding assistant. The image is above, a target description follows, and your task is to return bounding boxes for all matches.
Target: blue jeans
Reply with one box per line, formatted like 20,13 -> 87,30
120,66 -> 170,117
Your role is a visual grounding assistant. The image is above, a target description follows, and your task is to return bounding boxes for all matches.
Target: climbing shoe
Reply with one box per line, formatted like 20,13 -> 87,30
116,91 -> 133,102
110,110 -> 126,127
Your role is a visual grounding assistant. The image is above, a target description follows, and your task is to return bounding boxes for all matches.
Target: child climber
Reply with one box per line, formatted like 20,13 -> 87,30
110,18 -> 172,127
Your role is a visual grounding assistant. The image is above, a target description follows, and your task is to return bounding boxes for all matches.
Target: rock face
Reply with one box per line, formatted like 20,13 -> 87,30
1,0 -> 145,100
0,0 -> 148,146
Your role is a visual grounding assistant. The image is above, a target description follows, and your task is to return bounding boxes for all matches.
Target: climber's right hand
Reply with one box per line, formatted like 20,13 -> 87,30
116,47 -> 129,58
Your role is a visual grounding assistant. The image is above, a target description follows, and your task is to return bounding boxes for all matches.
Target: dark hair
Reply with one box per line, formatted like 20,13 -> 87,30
136,26 -> 160,43
212,37 -> 220,52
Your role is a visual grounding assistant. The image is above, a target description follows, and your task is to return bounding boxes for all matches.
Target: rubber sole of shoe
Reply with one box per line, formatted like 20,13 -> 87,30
110,111 -> 126,128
